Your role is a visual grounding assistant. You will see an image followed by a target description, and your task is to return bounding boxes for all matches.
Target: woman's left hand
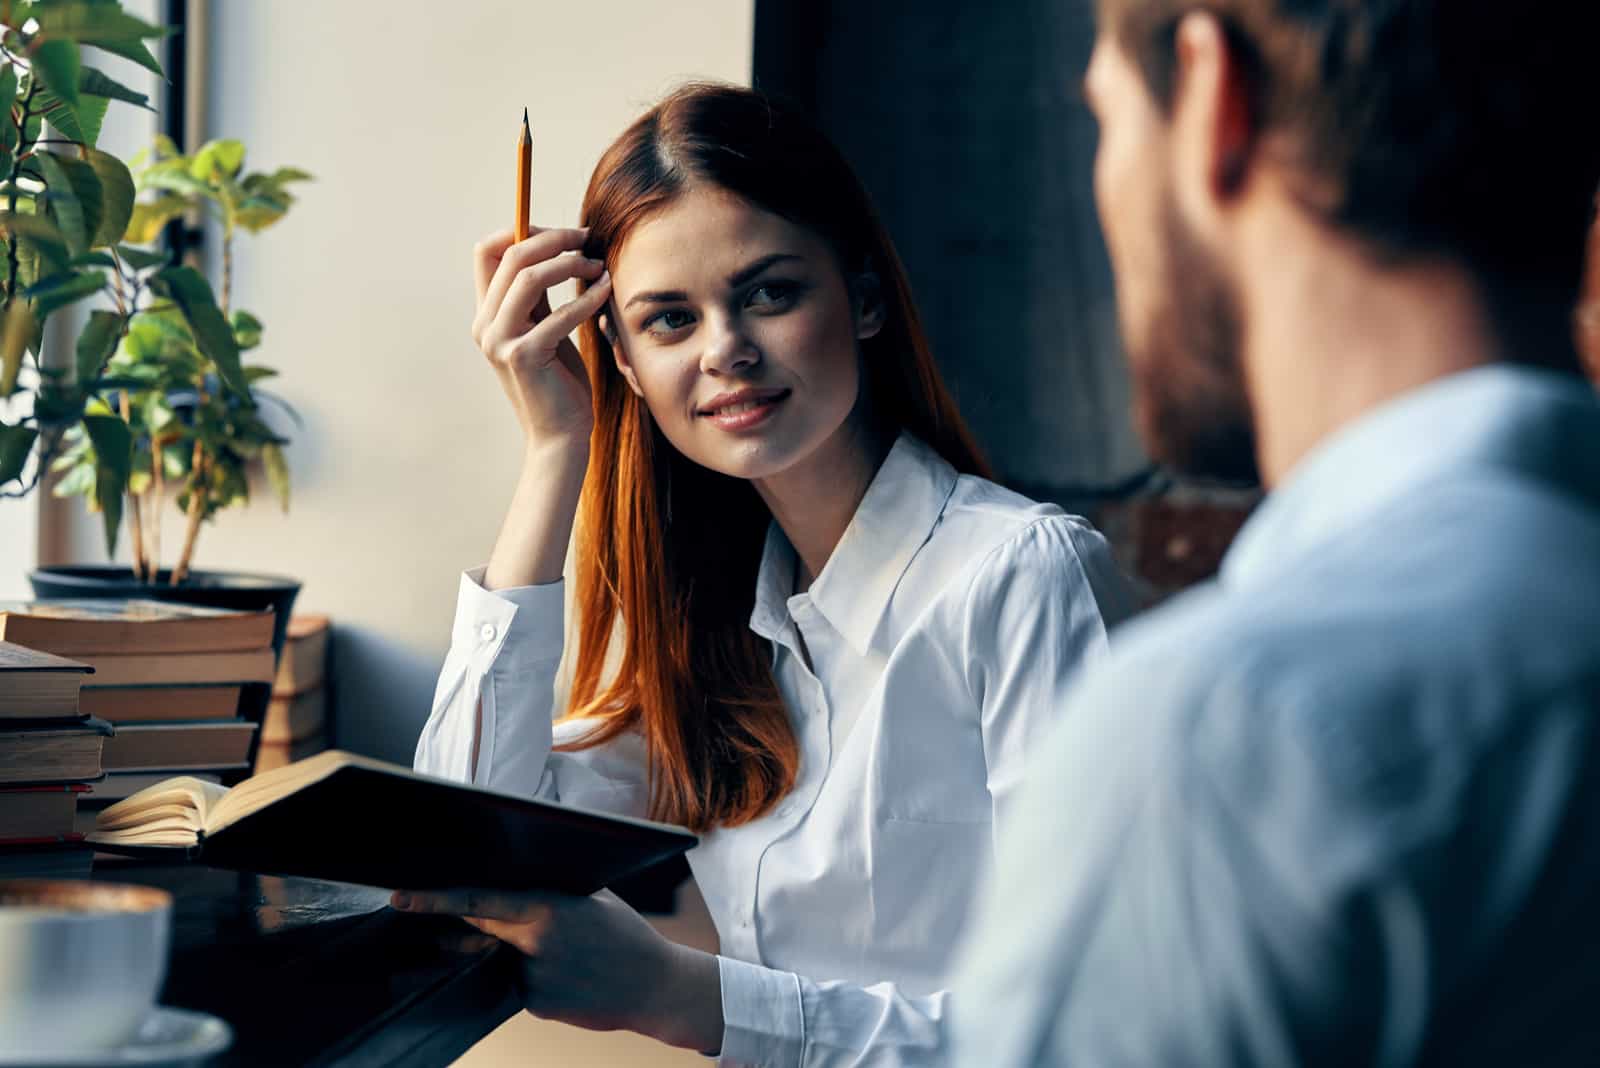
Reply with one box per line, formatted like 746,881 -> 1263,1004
390,887 -> 724,1054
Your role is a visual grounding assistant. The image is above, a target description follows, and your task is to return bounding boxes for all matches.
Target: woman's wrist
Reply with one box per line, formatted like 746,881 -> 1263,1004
643,944 -> 725,1054
482,436 -> 591,590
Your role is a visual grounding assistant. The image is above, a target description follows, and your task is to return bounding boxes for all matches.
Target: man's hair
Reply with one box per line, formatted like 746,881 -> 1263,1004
1102,0 -> 1600,356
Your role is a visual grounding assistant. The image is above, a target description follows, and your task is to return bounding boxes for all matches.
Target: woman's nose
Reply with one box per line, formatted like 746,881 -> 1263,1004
700,314 -> 759,375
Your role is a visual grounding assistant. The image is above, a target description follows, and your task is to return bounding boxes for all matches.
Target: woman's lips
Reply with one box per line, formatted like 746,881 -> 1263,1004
699,389 -> 791,430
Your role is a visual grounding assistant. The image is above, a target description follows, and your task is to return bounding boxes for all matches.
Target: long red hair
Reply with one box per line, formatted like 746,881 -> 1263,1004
561,83 -> 990,832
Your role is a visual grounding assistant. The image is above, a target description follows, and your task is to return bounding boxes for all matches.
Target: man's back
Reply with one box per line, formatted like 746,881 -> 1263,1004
956,366 -> 1600,1066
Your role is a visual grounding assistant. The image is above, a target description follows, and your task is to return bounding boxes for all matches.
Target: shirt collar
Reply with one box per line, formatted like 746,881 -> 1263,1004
1222,364 -> 1600,589
748,433 -> 960,655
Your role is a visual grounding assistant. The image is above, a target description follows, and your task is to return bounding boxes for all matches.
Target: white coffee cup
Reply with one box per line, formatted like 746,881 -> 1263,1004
0,879 -> 173,1056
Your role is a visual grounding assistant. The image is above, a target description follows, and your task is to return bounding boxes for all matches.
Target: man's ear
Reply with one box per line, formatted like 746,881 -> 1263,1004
601,314 -> 645,397
1171,12 -> 1255,228
854,269 -> 886,341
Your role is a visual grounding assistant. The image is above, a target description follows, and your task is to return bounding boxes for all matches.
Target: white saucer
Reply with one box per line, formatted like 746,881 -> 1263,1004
0,1007 -> 233,1066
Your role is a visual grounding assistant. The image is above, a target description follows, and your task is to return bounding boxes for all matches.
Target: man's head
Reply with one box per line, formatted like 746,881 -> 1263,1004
1086,0 -> 1600,483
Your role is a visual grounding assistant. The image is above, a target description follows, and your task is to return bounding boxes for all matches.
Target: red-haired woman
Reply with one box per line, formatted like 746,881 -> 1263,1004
407,83 -> 1135,1063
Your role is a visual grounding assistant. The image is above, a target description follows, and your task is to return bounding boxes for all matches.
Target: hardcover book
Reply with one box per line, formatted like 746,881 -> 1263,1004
0,641 -> 92,720
0,599 -> 275,655
89,750 -> 697,895
0,717 -> 114,784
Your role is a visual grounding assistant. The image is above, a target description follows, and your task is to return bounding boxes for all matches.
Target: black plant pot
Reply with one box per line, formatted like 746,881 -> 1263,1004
27,565 -> 301,665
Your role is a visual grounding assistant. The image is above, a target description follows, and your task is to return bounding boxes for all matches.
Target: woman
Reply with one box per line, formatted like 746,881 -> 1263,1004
404,83 -> 1136,1063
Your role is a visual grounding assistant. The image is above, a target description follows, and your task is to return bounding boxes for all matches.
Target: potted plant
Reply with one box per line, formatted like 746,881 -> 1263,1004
0,1 -> 311,657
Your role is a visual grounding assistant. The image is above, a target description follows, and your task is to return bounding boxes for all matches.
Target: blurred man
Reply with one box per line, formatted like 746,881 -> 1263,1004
955,3 -> 1600,1065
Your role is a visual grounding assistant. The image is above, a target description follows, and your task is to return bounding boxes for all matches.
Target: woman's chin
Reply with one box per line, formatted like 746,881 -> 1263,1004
682,433 -> 811,484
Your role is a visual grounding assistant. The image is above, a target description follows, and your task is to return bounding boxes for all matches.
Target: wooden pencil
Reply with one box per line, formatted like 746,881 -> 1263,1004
516,108 -> 532,242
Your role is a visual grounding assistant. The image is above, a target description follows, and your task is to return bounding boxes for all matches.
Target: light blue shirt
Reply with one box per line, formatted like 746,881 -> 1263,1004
953,365 -> 1600,1067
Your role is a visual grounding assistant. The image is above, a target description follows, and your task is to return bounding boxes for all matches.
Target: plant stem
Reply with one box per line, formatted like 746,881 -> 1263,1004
3,81 -> 36,304
150,437 -> 164,572
221,231 -> 232,315
118,391 -> 147,581
172,440 -> 205,585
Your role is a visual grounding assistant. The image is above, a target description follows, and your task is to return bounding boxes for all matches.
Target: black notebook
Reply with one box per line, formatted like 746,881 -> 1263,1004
88,750 -> 697,896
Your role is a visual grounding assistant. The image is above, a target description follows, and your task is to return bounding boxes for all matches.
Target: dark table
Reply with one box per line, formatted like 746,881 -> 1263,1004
87,858 -> 523,1067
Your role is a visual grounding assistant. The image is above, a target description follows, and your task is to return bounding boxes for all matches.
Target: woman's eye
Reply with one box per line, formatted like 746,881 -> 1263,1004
747,282 -> 798,310
642,309 -> 695,336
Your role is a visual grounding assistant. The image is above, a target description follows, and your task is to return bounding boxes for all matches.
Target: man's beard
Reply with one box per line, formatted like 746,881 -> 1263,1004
1128,198 -> 1260,486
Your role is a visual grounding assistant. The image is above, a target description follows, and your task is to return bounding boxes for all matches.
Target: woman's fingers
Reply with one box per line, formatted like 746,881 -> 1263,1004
472,230 -> 516,304
485,270 -> 612,377
531,272 -> 612,355
478,228 -> 591,333
488,253 -> 606,349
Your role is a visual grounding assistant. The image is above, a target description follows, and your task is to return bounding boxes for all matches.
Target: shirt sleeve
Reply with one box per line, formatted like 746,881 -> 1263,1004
412,566 -> 567,796
963,514 -> 1133,837
951,624 -> 1596,1068
716,955 -> 949,1068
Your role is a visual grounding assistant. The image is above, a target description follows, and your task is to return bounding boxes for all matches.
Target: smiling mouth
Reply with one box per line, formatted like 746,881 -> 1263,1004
699,389 -> 791,417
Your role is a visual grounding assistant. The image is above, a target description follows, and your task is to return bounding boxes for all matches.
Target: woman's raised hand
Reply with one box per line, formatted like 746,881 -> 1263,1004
472,227 -> 612,449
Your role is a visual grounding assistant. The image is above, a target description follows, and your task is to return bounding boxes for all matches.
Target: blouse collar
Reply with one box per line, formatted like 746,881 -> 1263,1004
749,433 -> 960,656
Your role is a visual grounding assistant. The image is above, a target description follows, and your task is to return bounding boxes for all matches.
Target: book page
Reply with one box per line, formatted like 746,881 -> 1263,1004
89,776 -> 232,846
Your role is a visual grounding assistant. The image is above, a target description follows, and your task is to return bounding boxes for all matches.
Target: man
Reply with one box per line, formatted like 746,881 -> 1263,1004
955,3 -> 1600,1065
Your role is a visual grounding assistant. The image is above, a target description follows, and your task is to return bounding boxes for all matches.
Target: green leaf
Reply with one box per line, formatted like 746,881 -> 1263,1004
242,366 -> 276,384
124,194 -> 185,243
0,421 -> 37,484
141,390 -> 173,431
82,411 -> 131,556
30,38 -> 80,110
70,92 -> 107,145
160,438 -> 186,478
69,249 -> 115,268
75,307 -> 120,384
25,268 -> 102,317
1,211 -> 71,271
114,243 -> 168,270
142,166 -> 211,199
33,3 -> 167,45
0,64 -> 17,113
0,298 -> 37,395
190,139 -> 244,183
84,148 -> 131,247
78,65 -> 151,109
84,36 -> 162,77
153,264 -> 248,397
231,309 -> 262,350
35,151 -> 102,255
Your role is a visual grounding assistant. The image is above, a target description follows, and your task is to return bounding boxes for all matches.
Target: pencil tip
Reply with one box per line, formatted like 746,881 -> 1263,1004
522,107 -> 530,128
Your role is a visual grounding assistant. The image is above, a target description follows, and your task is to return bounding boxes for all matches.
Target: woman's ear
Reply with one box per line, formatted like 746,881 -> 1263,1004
601,314 -> 645,397
853,269 -> 886,341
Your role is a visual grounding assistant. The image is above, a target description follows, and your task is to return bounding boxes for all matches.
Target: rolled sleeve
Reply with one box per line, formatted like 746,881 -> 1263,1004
414,567 -> 567,797
718,955 -> 805,1068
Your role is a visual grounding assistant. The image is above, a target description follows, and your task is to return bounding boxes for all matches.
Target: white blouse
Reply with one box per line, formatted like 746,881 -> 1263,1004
414,434 -> 1137,1067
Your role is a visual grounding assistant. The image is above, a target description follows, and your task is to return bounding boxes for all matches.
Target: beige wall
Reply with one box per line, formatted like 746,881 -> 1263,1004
54,0 -> 754,761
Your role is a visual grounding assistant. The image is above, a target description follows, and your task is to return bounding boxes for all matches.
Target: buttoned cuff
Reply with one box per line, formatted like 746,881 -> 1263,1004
454,566 -> 566,672
717,956 -> 804,1068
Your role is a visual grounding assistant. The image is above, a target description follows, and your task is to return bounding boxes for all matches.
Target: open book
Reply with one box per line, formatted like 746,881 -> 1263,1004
89,750 -> 697,895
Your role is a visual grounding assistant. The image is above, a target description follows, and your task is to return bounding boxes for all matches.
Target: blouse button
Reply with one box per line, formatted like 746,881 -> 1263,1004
479,623 -> 498,643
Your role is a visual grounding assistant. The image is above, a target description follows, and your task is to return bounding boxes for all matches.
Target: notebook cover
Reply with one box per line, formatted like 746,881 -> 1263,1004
101,764 -> 698,896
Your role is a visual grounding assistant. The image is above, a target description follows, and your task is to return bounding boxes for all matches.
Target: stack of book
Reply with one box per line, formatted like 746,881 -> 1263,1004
0,640 -> 106,868
258,614 -> 331,773
0,600 -> 276,803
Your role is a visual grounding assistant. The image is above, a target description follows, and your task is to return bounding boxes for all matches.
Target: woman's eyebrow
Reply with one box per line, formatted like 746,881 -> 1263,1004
727,253 -> 802,288
623,253 -> 805,311
624,289 -> 687,311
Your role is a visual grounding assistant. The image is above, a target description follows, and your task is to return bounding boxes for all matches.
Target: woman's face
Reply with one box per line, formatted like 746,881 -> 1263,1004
604,186 -> 881,482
